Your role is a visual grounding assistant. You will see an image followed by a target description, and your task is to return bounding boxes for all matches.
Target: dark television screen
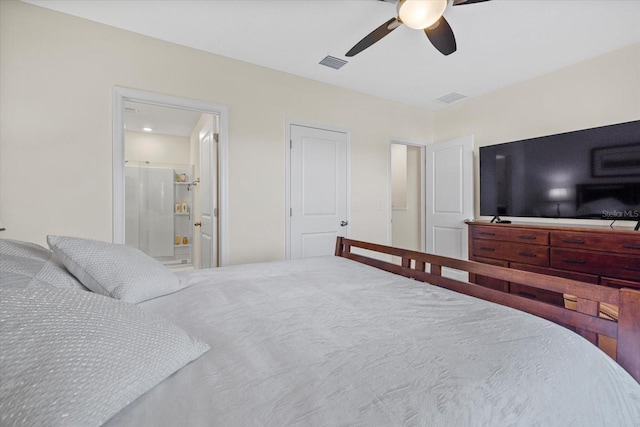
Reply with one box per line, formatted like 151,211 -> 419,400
479,120 -> 640,220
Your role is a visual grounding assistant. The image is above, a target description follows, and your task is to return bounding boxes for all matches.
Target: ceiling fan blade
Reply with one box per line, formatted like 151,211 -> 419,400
424,16 -> 456,56
452,0 -> 491,5
346,18 -> 400,57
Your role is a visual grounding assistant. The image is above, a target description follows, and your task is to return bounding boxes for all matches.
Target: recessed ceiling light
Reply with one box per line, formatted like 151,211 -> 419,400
143,127 -> 153,132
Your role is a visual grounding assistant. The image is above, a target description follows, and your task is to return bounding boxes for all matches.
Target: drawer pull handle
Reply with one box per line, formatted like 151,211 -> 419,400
563,239 -> 585,244
623,244 -> 640,250
480,247 -> 495,252
518,252 -> 537,258
518,236 -> 537,240
624,266 -> 640,272
479,232 -> 495,236
563,258 -> 586,265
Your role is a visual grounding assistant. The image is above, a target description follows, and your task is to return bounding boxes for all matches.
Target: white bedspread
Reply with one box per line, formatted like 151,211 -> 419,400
105,256 -> 640,426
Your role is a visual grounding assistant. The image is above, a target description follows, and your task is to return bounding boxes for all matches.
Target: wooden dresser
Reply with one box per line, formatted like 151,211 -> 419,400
466,221 -> 640,306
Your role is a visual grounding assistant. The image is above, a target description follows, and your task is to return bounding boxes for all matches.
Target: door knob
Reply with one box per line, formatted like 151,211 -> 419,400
194,221 -> 202,227
340,221 -> 349,227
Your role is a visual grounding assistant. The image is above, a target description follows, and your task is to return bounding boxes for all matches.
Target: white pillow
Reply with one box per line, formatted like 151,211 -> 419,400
0,238 -> 87,290
0,286 -> 209,427
47,235 -> 184,303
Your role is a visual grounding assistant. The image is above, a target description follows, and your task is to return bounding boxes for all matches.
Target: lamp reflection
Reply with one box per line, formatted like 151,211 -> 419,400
549,188 -> 569,217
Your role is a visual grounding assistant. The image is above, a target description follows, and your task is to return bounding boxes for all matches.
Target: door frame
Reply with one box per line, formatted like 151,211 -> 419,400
387,138 -> 427,251
284,119 -> 351,259
112,87 -> 230,266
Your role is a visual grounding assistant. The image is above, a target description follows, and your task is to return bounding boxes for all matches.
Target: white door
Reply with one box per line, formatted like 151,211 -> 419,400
290,124 -> 349,259
425,136 -> 474,280
199,117 -> 218,268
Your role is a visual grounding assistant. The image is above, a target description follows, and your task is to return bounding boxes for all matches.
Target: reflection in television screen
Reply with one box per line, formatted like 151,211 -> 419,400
480,120 -> 640,220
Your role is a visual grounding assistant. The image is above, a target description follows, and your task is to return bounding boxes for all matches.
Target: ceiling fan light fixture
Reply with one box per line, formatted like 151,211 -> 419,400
397,0 -> 448,30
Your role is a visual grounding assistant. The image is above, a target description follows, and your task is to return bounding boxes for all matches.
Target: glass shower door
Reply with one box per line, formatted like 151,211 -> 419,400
125,161 -> 193,267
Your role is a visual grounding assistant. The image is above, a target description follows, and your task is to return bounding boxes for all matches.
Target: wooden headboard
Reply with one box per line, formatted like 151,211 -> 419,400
335,237 -> 640,383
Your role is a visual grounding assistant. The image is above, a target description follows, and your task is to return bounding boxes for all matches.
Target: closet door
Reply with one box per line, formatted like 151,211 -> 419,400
289,124 -> 349,259
425,135 -> 474,280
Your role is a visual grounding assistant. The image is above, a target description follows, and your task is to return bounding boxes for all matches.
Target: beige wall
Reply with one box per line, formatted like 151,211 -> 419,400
3,0 -> 638,264
432,43 -> 640,227
391,144 -> 408,210
0,0 -> 432,264
125,131 -> 190,165
392,145 -> 422,251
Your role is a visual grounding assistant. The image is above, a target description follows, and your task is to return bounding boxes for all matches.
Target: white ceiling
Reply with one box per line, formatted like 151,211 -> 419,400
27,0 -> 640,111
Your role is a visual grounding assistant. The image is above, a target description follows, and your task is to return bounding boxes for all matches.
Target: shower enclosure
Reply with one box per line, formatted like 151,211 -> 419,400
125,161 -> 194,268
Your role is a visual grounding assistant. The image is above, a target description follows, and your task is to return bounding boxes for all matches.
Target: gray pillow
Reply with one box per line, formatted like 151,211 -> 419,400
47,235 -> 184,303
0,239 -> 86,290
0,286 -> 210,427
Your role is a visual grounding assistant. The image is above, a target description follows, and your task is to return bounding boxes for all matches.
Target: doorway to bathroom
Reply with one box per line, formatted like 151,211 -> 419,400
113,87 -> 228,269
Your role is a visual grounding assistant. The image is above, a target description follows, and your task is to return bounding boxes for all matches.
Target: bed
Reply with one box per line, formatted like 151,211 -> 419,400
1,236 -> 639,426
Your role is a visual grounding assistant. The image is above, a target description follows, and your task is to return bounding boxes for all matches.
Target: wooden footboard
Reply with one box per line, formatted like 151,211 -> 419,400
335,237 -> 640,382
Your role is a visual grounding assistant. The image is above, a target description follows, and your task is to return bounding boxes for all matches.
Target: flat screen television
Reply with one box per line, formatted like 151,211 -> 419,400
479,120 -> 640,222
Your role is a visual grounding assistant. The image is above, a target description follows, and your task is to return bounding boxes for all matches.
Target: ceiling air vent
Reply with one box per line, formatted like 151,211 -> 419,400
436,92 -> 468,104
319,56 -> 348,70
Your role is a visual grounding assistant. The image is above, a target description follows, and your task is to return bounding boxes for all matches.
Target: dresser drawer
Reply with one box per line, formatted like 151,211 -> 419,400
551,231 -> 640,255
470,256 -> 509,292
551,248 -> 640,281
601,276 -> 640,290
510,262 -> 600,284
509,283 -> 564,306
472,240 -> 549,266
471,226 -> 549,245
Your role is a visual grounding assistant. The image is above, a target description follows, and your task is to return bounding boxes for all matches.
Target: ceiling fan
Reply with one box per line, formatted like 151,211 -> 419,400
346,0 -> 491,57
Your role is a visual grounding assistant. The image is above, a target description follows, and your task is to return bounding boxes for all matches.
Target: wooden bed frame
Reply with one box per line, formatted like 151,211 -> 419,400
335,237 -> 640,383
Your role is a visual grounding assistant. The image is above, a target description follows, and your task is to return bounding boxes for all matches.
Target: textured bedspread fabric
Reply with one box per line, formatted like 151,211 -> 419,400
106,256 -> 640,427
